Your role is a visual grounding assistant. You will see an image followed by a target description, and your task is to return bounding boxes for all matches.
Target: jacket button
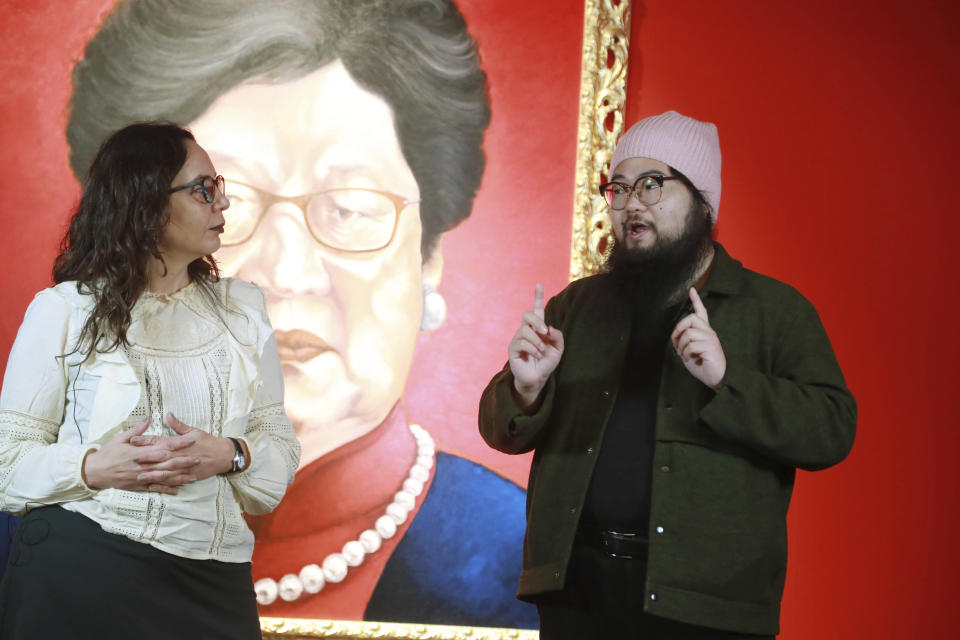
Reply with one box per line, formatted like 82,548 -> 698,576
656,526 -> 664,534
649,593 -> 657,601
664,403 -> 673,411
569,507 -> 577,515
601,390 -> 610,398
586,447 -> 594,455
660,465 -> 670,473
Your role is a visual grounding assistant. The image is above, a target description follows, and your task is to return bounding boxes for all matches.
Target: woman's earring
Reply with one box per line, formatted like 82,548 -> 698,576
420,284 -> 446,332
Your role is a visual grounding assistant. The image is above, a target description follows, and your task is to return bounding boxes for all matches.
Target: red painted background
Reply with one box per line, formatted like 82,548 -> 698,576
1,0 -> 957,636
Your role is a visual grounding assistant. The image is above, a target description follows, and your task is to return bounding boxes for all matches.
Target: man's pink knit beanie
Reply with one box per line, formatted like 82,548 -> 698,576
610,110 -> 722,221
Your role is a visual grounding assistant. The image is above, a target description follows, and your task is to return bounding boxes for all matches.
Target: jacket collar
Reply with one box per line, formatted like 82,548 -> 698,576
700,242 -> 743,297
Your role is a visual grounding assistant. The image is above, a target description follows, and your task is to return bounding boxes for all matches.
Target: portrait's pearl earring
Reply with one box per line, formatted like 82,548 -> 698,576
419,283 -> 446,332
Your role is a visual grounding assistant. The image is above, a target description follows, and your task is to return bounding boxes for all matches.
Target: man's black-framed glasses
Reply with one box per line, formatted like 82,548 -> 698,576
169,175 -> 226,204
220,179 -> 419,253
598,175 -> 678,210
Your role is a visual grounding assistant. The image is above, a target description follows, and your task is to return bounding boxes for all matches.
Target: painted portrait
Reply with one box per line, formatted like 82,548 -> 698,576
0,0 -> 584,632
64,0 -> 534,627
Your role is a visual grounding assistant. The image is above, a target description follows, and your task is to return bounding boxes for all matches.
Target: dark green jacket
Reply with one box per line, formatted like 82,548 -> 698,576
478,244 -> 856,635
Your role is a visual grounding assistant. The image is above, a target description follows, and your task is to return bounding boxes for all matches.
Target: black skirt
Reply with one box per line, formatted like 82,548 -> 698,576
0,506 -> 261,640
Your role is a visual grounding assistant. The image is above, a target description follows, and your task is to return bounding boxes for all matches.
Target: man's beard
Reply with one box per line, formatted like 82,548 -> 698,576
605,203 -> 714,310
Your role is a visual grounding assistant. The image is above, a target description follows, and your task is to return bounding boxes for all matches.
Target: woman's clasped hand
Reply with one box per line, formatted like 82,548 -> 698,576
82,413 -> 240,494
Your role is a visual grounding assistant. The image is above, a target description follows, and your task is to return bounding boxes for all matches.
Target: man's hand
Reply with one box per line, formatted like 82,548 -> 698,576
508,284 -> 564,411
82,417 -> 198,495
671,288 -> 726,390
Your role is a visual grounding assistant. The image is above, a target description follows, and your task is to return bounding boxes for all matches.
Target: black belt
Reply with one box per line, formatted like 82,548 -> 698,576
577,528 -> 649,560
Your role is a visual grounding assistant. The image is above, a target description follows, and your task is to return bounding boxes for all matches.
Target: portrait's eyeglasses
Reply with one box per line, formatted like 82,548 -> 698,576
169,175 -> 226,204
598,175 -> 678,210
220,179 -> 419,253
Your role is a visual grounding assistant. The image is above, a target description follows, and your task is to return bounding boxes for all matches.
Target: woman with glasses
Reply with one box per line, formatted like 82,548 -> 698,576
0,122 -> 301,639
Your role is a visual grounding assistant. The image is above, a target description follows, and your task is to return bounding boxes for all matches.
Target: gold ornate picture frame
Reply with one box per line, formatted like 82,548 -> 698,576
260,1 -> 632,637
261,617 -> 537,639
571,0 -> 633,281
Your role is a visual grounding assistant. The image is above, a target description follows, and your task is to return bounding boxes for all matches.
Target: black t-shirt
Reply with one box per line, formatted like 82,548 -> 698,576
579,301 -> 684,534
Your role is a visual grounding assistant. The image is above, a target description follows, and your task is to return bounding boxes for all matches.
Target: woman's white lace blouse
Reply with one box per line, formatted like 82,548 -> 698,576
0,278 -> 301,562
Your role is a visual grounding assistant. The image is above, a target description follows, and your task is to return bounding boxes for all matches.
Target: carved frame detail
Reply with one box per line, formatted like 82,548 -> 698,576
570,0 -> 633,280
261,617 -> 538,640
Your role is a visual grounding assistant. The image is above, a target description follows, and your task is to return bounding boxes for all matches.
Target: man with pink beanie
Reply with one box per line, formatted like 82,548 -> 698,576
479,111 -> 856,638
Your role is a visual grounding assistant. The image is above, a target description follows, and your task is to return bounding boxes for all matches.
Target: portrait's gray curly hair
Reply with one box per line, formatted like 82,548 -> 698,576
67,0 -> 490,258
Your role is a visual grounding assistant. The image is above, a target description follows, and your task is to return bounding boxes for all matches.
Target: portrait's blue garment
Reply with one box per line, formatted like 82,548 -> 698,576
365,452 -> 537,628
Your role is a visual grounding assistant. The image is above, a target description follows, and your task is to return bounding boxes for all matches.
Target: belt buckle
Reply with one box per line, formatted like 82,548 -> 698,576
600,529 -> 636,560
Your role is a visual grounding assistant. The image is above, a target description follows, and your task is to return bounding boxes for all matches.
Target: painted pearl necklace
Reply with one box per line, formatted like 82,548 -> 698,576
254,423 -> 435,605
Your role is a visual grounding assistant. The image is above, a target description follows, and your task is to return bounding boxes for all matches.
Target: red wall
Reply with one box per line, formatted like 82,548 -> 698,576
0,0 -> 957,636
624,1 -> 958,637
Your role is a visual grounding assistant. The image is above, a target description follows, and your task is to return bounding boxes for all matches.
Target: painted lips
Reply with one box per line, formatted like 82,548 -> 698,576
274,328 -> 331,362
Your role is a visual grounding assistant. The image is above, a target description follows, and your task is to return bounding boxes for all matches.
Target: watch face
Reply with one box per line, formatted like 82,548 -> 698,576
230,438 -> 245,472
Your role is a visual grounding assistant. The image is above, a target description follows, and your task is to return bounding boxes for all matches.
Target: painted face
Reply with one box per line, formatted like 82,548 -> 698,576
162,140 -> 228,264
607,157 -> 693,255
189,60 -> 429,468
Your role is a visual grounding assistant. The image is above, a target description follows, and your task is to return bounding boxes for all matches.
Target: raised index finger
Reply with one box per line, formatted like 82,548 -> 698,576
689,287 -> 709,322
532,283 -> 545,318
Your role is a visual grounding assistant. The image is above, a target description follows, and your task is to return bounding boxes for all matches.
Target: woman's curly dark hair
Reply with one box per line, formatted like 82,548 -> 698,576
53,122 -> 220,356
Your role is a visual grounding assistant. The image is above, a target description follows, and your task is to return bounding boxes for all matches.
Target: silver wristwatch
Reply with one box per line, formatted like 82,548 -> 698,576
227,437 -> 246,473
